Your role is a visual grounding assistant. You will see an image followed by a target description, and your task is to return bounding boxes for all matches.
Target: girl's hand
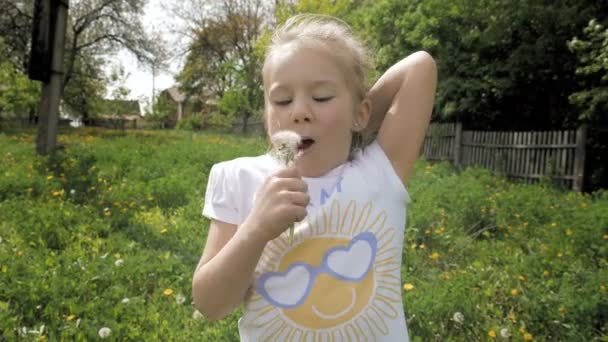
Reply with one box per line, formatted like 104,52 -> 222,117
244,166 -> 309,243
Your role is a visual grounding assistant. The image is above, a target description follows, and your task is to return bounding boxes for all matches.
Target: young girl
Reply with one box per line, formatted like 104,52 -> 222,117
193,14 -> 437,341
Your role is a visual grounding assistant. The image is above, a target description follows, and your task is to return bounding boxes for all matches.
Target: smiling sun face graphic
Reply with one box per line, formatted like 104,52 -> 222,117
243,200 -> 403,340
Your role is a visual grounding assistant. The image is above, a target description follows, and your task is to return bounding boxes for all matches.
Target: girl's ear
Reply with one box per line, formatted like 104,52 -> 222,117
353,97 -> 371,132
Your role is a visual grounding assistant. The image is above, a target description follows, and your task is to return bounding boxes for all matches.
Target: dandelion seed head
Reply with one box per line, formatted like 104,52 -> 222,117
114,259 -> 124,267
270,131 -> 301,166
98,327 -> 111,339
176,294 -> 186,305
500,328 -> 511,338
453,312 -> 464,324
192,310 -> 203,320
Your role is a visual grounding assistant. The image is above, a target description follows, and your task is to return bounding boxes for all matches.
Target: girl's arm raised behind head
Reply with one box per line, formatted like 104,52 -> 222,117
368,51 -> 437,185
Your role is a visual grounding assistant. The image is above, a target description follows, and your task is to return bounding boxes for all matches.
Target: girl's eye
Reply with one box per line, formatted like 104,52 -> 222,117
274,100 -> 292,106
314,96 -> 333,103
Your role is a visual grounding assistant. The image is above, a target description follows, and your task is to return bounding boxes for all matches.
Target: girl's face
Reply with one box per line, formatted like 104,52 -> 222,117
264,44 -> 369,177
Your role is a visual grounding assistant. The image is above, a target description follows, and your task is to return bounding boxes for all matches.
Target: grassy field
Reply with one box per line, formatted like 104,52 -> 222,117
0,128 -> 606,341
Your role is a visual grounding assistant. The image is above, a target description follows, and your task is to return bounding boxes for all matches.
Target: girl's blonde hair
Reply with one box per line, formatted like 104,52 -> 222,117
263,14 -> 375,154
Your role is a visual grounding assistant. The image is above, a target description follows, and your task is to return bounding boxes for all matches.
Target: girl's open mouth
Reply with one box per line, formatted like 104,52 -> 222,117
298,138 -> 315,151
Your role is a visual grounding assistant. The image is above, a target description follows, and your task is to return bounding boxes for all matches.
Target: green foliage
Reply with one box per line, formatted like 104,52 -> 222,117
352,0 -> 607,129
61,54 -> 108,120
0,38 -> 40,118
206,111 -> 235,128
568,19 -> 608,122
0,130 -> 605,340
175,115 -> 204,131
218,88 -> 250,117
0,128 -> 266,340
145,95 -> 173,128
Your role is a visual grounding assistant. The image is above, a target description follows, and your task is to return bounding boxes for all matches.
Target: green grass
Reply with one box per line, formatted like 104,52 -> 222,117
0,128 -> 606,341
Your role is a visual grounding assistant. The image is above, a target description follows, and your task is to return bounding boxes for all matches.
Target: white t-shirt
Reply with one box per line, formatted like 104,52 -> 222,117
203,141 -> 412,341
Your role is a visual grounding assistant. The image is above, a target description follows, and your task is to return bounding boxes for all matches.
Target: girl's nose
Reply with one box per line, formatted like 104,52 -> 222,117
291,98 -> 313,124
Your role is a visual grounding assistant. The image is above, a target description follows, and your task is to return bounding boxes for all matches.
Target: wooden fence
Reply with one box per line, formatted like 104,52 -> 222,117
421,123 -> 587,191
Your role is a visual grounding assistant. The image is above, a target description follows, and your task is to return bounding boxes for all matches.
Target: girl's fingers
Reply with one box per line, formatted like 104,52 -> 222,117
286,191 -> 310,206
273,165 -> 300,178
272,177 -> 307,192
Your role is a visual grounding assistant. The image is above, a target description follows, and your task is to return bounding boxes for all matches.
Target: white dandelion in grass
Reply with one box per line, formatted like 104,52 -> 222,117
192,310 -> 203,320
270,130 -> 302,245
121,298 -> 130,304
176,294 -> 186,305
452,311 -> 464,324
500,328 -> 511,338
98,327 -> 111,339
114,259 -> 124,267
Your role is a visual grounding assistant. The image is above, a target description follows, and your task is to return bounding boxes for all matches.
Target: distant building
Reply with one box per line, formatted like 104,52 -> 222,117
158,86 -> 207,128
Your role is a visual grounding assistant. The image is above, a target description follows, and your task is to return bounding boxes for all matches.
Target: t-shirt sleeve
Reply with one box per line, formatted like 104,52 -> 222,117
359,141 -> 412,204
202,163 -> 241,225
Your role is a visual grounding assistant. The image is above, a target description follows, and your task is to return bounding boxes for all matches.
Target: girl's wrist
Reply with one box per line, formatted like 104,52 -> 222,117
235,217 -> 270,249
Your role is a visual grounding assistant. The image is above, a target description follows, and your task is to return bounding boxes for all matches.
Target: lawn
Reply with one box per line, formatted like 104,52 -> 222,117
0,128 -> 606,341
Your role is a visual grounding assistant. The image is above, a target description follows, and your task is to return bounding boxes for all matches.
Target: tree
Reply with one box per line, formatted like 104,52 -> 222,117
568,19 -> 608,123
0,0 -> 33,70
0,0 -> 157,118
355,0 -> 608,130
173,0 -> 268,132
0,37 -> 40,121
61,51 -> 107,122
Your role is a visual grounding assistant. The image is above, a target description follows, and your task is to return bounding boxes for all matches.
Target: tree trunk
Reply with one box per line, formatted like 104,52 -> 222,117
242,113 -> 249,134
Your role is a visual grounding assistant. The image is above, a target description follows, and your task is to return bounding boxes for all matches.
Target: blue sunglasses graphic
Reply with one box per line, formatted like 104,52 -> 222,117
256,232 -> 377,309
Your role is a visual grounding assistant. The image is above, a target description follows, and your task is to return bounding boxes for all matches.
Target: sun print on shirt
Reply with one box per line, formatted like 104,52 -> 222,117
244,199 -> 402,341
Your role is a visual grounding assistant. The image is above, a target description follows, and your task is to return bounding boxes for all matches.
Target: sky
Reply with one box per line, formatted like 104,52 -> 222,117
109,0 -> 180,101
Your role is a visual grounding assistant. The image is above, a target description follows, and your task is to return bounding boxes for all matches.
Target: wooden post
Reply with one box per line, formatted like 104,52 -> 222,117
453,122 -> 463,170
573,124 -> 587,192
34,0 -> 69,155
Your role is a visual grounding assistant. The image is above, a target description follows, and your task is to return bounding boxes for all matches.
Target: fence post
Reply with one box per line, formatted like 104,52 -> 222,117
573,124 -> 587,192
453,122 -> 463,170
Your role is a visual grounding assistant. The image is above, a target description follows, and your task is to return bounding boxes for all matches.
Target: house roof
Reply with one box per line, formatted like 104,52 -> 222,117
165,86 -> 185,103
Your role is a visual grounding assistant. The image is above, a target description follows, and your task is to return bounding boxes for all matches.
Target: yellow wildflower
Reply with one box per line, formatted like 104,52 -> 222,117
551,222 -> 557,228
511,289 -> 519,296
163,288 -> 174,296
514,213 -> 521,218
565,229 -> 573,236
559,306 -> 566,314
523,332 -> 533,341
160,228 -> 168,234
418,244 -> 426,250
488,330 -> 497,338
430,252 -> 441,260
603,234 -> 608,240
16,250 -> 23,257
508,313 -> 517,322
580,202 -> 587,208
543,270 -> 550,277
66,314 -> 76,321
46,175 -> 53,180
403,283 -> 415,292
518,275 -> 526,281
